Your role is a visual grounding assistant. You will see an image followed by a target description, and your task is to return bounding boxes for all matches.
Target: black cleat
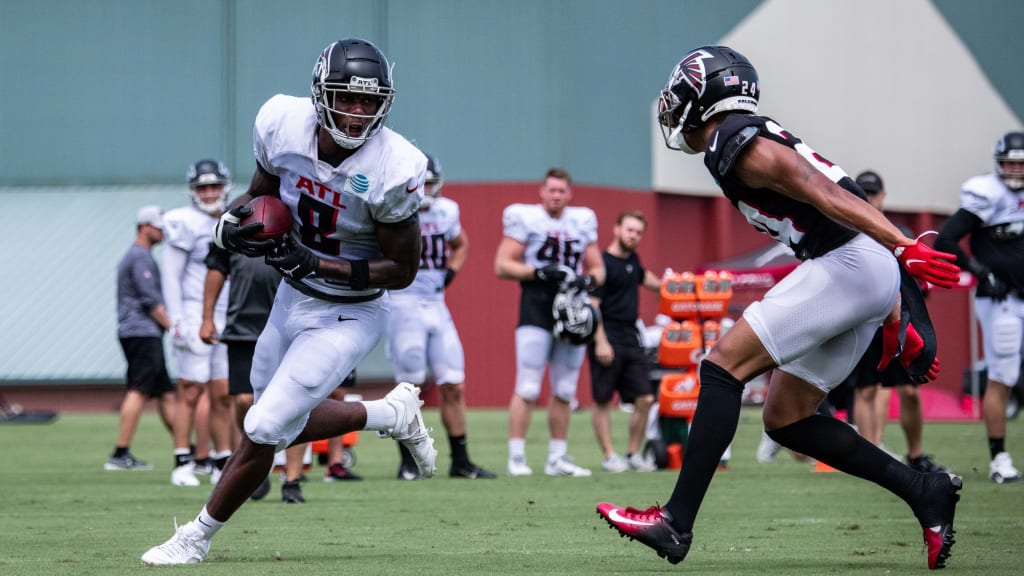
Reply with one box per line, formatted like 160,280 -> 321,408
250,476 -> 271,501
281,480 -> 305,503
913,473 -> 962,569
450,462 -> 497,479
907,454 -> 951,474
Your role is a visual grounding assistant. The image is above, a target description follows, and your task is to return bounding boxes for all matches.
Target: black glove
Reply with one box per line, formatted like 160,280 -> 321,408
444,268 -> 456,287
213,205 -> 277,257
970,262 -> 1010,301
265,237 -> 319,280
534,264 -> 568,284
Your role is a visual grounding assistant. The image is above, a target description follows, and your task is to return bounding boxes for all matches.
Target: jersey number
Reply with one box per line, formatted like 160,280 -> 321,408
420,233 -> 447,270
536,236 -> 581,269
297,195 -> 341,255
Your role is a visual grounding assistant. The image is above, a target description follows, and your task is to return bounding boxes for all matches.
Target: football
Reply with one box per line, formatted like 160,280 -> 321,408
241,196 -> 293,241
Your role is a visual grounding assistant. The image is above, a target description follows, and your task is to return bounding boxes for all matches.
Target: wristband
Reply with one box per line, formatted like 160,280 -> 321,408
347,259 -> 370,291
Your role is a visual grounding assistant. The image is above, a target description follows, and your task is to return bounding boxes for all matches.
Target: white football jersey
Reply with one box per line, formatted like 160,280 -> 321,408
960,173 -> 1024,227
393,197 -> 461,298
501,204 -> 598,273
253,94 -> 426,298
162,204 -> 228,320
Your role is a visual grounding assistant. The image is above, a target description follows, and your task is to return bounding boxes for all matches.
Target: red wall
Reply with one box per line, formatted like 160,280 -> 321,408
441,182 -> 972,408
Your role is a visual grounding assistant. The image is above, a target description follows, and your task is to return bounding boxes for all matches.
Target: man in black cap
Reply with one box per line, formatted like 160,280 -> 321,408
849,170 -> 949,474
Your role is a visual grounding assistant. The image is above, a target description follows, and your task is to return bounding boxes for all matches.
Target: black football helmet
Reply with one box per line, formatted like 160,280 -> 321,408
186,159 -> 231,215
552,269 -> 598,345
312,38 -> 395,149
994,131 -> 1024,190
421,153 -> 444,209
658,45 -> 759,154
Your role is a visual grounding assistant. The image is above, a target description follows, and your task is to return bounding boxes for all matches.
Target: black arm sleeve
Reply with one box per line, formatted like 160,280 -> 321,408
935,209 -> 983,270
204,242 -> 232,275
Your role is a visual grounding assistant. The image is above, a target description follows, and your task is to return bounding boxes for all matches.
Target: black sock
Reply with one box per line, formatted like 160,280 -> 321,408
175,453 -> 194,468
113,446 -> 129,458
989,437 -> 1005,459
664,360 -> 744,531
767,414 -> 919,505
214,456 -> 229,471
449,434 -> 469,466
398,441 -> 416,467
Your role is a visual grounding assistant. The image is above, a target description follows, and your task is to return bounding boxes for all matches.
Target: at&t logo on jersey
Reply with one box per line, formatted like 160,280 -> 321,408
347,173 -> 371,194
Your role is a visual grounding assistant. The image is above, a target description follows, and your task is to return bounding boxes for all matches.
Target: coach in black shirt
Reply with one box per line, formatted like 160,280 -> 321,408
588,210 -> 662,473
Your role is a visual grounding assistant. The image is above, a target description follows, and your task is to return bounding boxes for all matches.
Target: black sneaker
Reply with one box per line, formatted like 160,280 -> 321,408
450,462 -> 497,479
104,453 -> 154,471
596,502 -> 692,564
324,463 -> 363,482
251,476 -> 271,501
397,462 -> 423,481
281,480 -> 305,503
907,454 -> 951,474
912,473 -> 963,569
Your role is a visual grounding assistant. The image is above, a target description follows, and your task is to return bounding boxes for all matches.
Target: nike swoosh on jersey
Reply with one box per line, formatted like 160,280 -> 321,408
406,184 -> 419,193
337,315 -> 354,322
708,131 -> 719,152
606,508 -> 657,527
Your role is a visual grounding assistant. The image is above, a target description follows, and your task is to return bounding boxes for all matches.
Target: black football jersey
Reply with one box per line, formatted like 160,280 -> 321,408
703,114 -> 863,260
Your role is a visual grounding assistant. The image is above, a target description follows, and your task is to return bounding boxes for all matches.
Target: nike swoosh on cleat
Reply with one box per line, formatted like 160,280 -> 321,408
607,508 -> 657,527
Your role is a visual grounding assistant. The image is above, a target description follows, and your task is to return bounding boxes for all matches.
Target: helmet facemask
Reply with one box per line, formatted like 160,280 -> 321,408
186,160 -> 231,215
995,132 -> 1024,191
313,77 -> 395,149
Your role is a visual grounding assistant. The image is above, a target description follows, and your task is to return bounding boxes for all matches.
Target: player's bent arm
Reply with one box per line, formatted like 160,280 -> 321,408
935,209 -> 983,269
735,137 -> 913,251
225,165 -> 282,211
447,231 -> 468,273
149,304 -> 171,332
642,269 -> 662,292
582,243 -> 605,287
199,268 -> 227,344
495,236 -> 532,281
316,214 -> 421,290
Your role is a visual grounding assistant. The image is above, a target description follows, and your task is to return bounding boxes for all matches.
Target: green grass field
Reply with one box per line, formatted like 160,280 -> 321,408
2,406 -> 1021,575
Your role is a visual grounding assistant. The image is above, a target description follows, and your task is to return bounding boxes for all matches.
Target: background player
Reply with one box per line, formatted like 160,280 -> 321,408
161,159 -> 235,486
936,131 -> 1024,483
495,167 -> 605,478
387,153 -> 496,480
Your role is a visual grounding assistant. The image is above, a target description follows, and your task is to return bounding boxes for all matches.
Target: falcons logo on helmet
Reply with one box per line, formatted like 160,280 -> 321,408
674,49 -> 713,96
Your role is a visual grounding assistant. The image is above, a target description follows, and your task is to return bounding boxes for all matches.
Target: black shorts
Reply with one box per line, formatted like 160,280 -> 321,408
588,344 -> 653,404
119,337 -> 174,398
226,341 -> 257,396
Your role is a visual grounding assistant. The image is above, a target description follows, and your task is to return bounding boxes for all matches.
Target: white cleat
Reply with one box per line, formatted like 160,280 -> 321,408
545,456 -> 592,477
507,456 -> 533,477
756,431 -> 781,463
140,520 -> 210,565
379,383 -> 437,478
171,463 -> 200,487
990,451 -> 1023,483
601,454 -> 630,473
628,452 -> 657,472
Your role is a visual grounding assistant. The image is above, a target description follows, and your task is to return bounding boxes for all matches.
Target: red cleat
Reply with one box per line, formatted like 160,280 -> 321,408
915,473 -> 962,569
596,502 -> 692,564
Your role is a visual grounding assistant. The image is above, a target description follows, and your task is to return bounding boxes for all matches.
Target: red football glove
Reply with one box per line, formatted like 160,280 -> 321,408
892,239 -> 960,289
876,319 -> 940,381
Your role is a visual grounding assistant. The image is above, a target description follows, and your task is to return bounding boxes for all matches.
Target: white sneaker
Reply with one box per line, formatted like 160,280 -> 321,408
545,456 -> 592,477
210,466 -> 222,486
140,520 -> 210,565
171,463 -> 200,487
601,454 -> 630,473
989,451 -> 1023,483
756,431 -> 781,463
378,383 -> 437,478
628,452 -> 657,472
507,455 -> 533,477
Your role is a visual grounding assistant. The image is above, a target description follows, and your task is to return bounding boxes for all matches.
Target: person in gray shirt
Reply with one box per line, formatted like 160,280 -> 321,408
107,206 -> 176,471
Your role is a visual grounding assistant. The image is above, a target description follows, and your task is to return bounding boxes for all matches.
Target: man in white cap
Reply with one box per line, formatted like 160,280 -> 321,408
106,206 -> 175,470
